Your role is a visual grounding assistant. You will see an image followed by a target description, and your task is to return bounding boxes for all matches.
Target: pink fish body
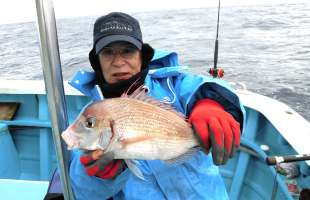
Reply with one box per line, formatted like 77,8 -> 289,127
62,87 -> 198,178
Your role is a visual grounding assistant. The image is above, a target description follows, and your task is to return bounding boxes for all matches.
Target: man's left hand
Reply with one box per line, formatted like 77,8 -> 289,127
189,99 -> 241,165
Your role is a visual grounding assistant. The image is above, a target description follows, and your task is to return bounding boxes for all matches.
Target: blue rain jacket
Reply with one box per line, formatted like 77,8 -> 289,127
68,50 -> 245,200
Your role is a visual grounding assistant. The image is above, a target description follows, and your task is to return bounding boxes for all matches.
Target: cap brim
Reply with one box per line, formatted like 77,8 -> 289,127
95,35 -> 142,54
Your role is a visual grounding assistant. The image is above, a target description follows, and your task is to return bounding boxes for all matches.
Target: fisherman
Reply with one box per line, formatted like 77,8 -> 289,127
68,12 -> 245,200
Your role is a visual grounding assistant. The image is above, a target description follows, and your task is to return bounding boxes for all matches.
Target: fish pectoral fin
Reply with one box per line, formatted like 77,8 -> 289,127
163,147 -> 201,165
125,159 -> 145,181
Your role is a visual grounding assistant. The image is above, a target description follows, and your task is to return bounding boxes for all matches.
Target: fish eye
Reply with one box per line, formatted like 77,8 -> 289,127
85,117 -> 96,128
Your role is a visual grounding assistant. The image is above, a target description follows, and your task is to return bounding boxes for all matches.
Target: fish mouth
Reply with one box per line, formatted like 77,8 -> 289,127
61,130 -> 80,150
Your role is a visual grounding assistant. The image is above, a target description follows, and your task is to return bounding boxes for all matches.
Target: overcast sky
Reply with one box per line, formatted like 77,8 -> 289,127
0,0 -> 307,24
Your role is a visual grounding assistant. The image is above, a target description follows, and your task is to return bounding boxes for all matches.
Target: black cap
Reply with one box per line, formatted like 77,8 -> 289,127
93,12 -> 143,54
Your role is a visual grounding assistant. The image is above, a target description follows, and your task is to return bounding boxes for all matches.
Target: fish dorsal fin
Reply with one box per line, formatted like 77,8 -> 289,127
163,147 -> 201,165
124,85 -> 186,119
121,77 -> 143,98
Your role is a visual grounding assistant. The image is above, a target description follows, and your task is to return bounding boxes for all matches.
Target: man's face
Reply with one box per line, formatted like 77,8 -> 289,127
98,42 -> 142,84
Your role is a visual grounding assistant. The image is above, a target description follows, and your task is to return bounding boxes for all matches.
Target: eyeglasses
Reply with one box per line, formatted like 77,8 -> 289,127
99,46 -> 139,60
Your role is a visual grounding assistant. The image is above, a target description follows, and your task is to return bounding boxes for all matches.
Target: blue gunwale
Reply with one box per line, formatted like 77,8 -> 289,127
0,80 -> 309,199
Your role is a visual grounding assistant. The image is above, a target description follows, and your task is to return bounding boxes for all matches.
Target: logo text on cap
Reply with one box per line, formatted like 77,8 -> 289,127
100,21 -> 133,33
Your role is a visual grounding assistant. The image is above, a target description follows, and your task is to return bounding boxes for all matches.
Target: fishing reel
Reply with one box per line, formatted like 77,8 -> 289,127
209,68 -> 224,78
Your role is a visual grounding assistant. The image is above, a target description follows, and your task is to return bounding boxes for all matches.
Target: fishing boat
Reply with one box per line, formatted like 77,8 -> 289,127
1,79 -> 310,200
0,0 -> 309,200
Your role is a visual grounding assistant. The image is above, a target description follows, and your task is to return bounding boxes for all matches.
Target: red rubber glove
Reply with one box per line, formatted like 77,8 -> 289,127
80,150 -> 123,179
189,99 -> 240,165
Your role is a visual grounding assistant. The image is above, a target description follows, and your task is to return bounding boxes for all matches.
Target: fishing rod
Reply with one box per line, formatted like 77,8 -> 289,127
210,0 -> 310,165
266,154 -> 310,165
214,0 -> 220,71
209,0 -> 224,78
239,143 -> 310,166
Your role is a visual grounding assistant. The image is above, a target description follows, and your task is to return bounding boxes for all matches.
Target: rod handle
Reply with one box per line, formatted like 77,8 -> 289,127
266,154 -> 310,165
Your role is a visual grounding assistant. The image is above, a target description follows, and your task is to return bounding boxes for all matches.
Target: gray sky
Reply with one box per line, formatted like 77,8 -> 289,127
0,0 -> 307,24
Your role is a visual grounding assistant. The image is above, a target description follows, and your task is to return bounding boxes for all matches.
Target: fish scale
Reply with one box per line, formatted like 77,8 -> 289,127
104,98 -> 192,138
61,89 -> 200,179
114,111 -> 187,138
61,88 -> 199,178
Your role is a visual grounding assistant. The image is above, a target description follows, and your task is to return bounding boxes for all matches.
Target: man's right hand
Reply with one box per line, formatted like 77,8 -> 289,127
80,150 -> 123,179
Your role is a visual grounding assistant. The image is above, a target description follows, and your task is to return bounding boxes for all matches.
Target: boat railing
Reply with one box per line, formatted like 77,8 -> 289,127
34,0 -> 74,199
